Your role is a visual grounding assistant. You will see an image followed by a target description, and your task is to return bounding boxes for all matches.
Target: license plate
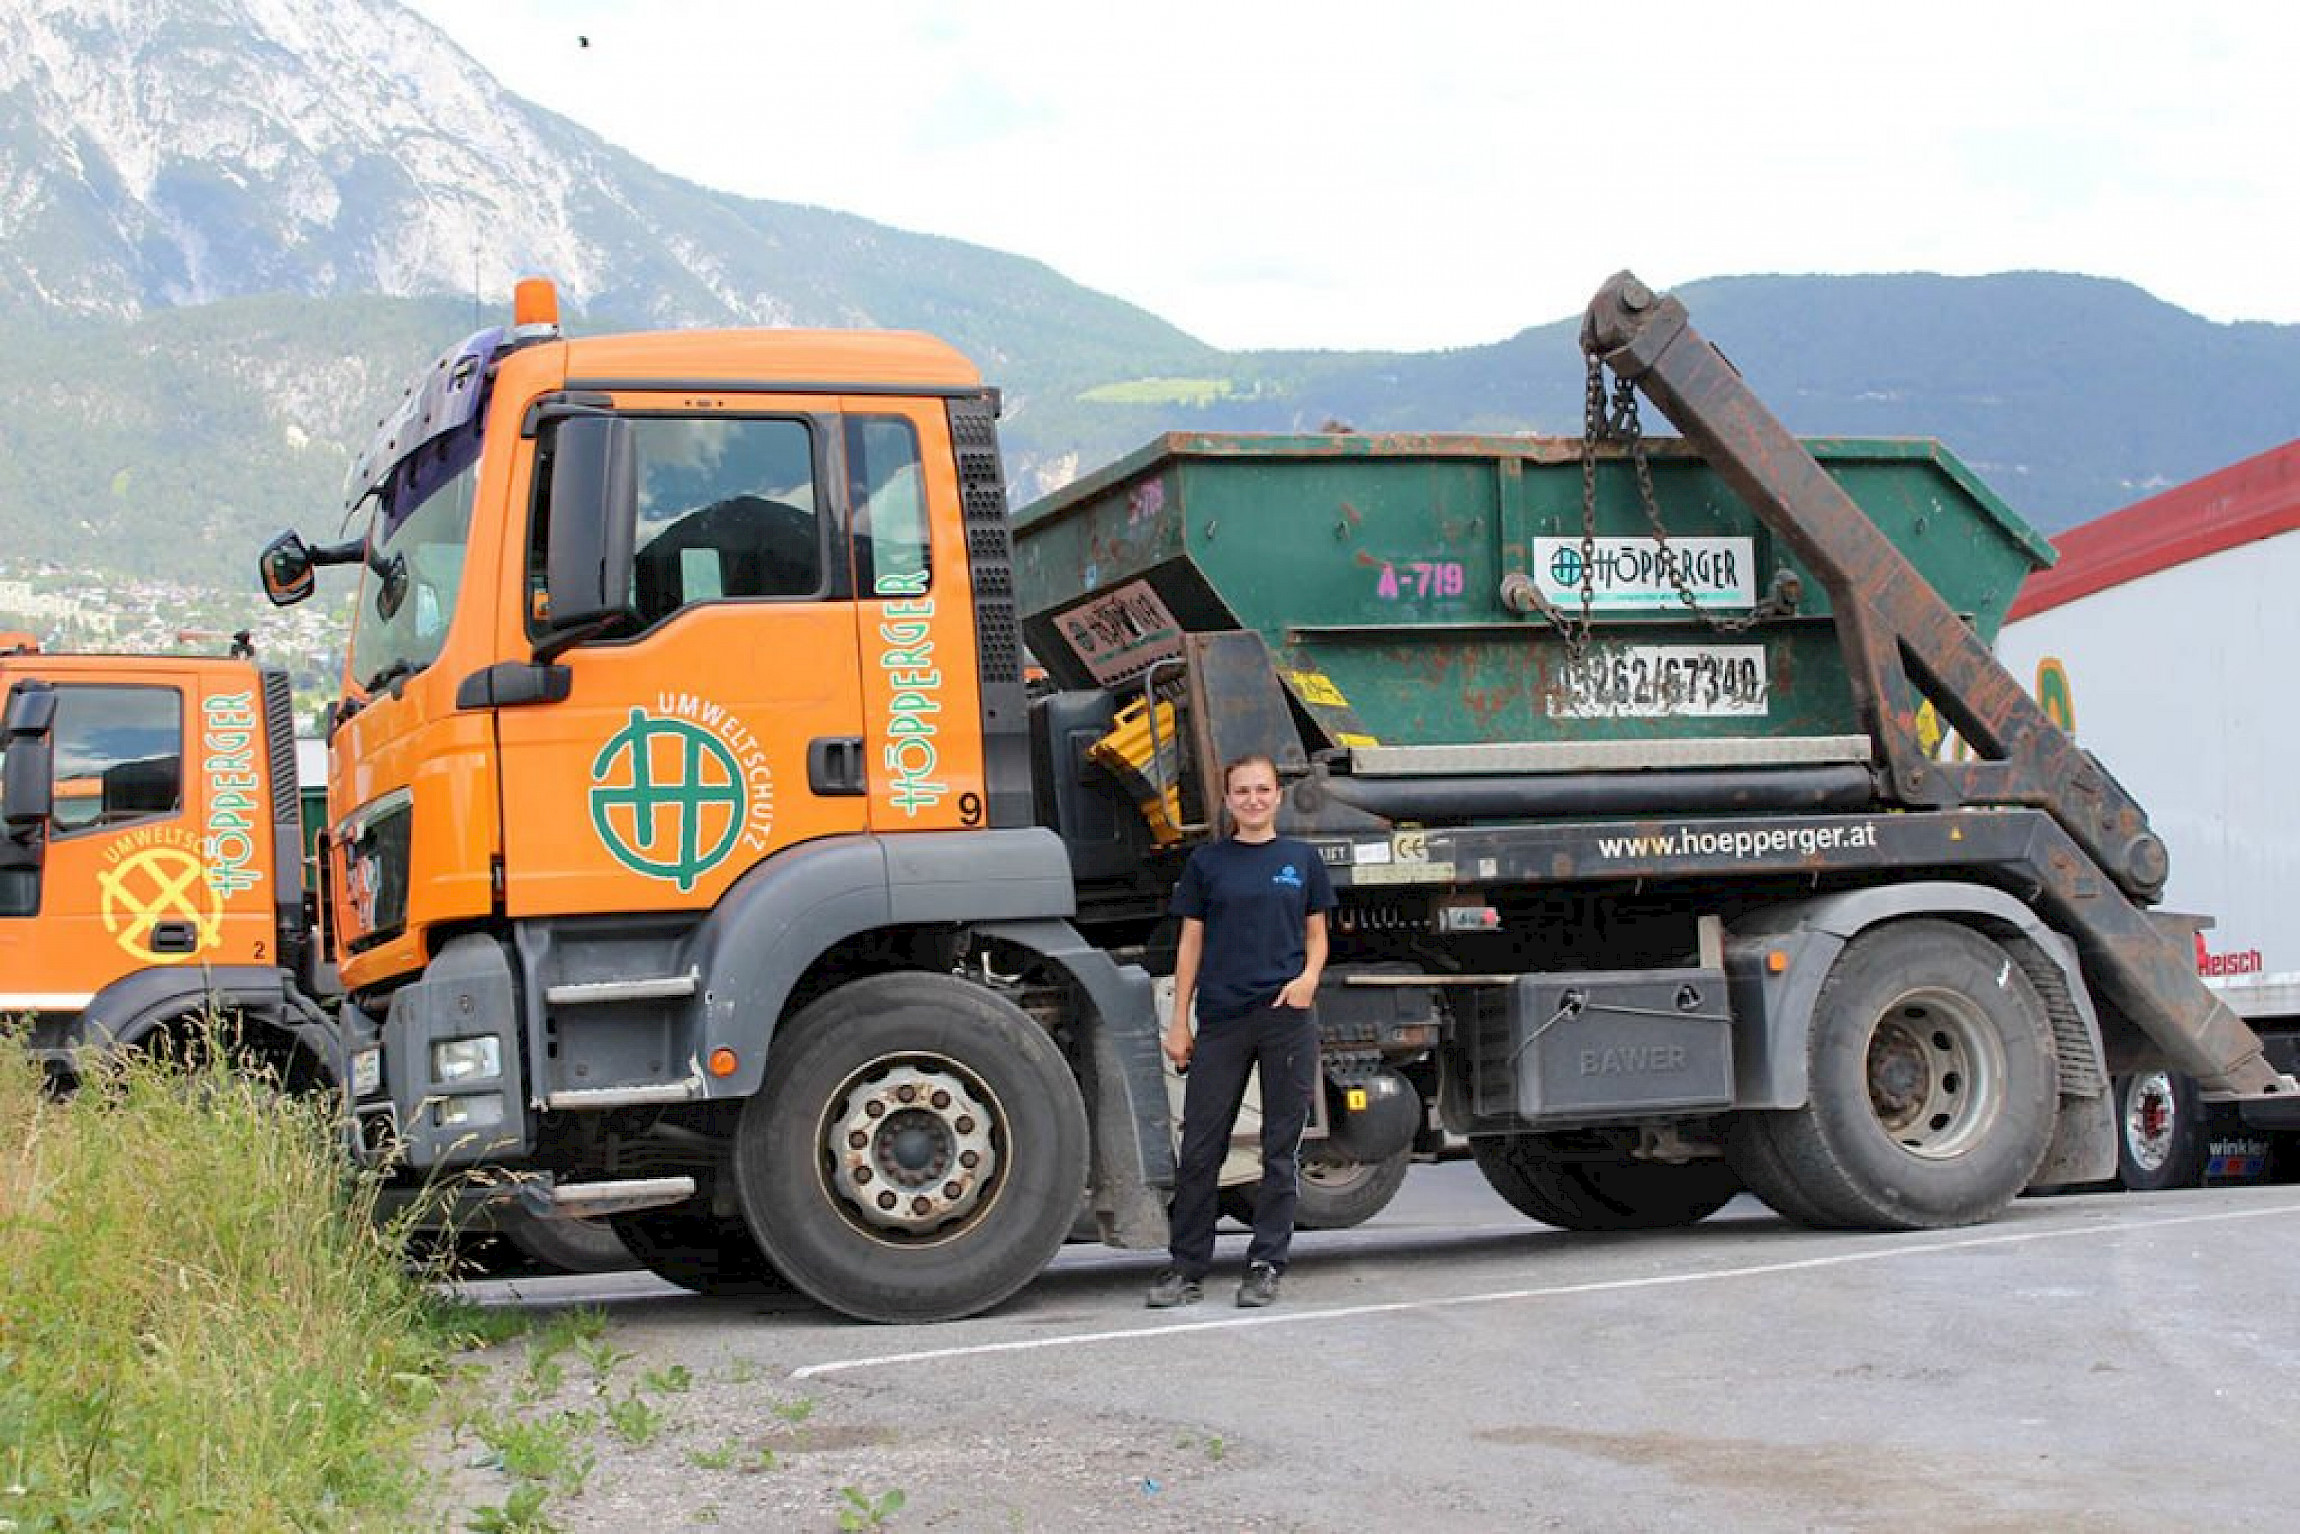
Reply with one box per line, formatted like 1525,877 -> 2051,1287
351,1047 -> 382,1097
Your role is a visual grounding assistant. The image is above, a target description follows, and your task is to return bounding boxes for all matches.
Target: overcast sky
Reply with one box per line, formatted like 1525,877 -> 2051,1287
404,0 -> 2297,353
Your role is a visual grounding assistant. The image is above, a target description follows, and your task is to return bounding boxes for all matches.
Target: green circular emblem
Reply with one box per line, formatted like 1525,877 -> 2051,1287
590,708 -> 747,893
2035,657 -> 2076,735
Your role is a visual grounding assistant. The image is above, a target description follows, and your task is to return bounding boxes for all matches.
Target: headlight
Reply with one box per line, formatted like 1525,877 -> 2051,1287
436,1093 -> 505,1129
431,1036 -> 502,1083
351,1046 -> 382,1097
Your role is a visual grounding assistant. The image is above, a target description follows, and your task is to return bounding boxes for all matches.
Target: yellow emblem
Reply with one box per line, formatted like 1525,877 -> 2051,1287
99,844 -> 222,963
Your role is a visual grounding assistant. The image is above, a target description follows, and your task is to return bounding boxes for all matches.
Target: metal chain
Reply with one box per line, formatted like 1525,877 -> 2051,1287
1599,365 -> 1774,636
1548,352 -> 1604,660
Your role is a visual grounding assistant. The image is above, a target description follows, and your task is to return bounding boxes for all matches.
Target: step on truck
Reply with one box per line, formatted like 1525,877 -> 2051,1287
258,272 -> 2291,1324
0,635 -> 334,1088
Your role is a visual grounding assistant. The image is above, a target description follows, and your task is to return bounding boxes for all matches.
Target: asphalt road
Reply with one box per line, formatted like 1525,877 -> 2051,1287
435,1167 -> 2300,1531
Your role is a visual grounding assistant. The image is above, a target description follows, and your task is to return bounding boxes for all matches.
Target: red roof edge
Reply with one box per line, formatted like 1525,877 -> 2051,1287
2007,440 -> 2300,621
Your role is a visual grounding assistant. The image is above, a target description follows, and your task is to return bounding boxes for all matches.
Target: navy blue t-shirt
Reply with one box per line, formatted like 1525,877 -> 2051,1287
1170,835 -> 1337,1023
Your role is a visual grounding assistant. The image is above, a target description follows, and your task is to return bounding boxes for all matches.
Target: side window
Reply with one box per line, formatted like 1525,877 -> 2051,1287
847,416 -> 931,598
626,417 -> 821,628
52,685 -> 181,836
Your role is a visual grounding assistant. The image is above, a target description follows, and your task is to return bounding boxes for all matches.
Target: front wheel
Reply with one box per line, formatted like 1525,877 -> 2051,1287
608,1200 -> 788,1297
496,1208 -> 636,1275
2114,1071 -> 2207,1191
734,972 -> 1090,1324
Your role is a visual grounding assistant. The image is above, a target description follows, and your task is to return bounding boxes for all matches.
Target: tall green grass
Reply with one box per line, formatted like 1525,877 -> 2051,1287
0,1035 -> 452,1528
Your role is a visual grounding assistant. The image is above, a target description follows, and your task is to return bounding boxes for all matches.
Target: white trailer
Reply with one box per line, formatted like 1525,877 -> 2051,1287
1995,438 -> 2300,1187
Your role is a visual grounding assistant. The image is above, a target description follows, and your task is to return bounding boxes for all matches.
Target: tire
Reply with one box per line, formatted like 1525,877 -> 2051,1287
1470,1135 -> 1741,1230
1752,919 -> 2058,1230
1220,1147 -> 1413,1231
496,1208 -> 637,1275
733,972 -> 1090,1324
608,1201 -> 788,1297
2114,1070 -> 2208,1191
1725,1110 -> 1850,1229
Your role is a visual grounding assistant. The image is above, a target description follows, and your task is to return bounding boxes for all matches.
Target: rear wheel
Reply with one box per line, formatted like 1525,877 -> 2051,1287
1471,1136 -> 1740,1230
2114,1070 -> 2207,1191
734,972 -> 1089,1324
1751,920 -> 2058,1229
608,1201 -> 787,1297
1221,1146 -> 1413,1231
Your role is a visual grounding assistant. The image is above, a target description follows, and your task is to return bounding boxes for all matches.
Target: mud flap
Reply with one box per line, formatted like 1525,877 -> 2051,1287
979,919 -> 1173,1249
2031,1088 -> 2116,1188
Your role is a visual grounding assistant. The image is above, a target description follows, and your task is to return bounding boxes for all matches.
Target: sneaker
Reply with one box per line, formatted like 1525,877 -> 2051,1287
1236,1261 -> 1282,1308
1145,1268 -> 1203,1309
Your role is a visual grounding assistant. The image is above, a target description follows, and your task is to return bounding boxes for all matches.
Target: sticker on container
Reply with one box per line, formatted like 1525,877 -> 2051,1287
1354,860 -> 1456,886
1353,841 -> 1393,866
1335,731 -> 1381,748
1549,644 -> 1769,719
1055,579 -> 1184,685
1286,669 -> 1351,708
1533,536 -> 1756,611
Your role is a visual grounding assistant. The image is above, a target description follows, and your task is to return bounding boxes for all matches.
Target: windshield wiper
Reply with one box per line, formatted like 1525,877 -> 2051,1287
362,658 -> 419,696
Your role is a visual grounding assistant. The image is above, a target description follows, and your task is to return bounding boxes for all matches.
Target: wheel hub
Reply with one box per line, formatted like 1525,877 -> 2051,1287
2124,1071 -> 2178,1171
1864,991 -> 2004,1159
825,1059 -> 1000,1236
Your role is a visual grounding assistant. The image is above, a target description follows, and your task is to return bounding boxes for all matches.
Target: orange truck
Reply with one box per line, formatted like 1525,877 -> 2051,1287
263,282 -> 1174,1321
0,634 -> 334,1086
258,275 -> 2285,1325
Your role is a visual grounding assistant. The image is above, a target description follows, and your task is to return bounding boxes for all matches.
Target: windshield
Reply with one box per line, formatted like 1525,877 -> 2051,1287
347,429 -> 481,693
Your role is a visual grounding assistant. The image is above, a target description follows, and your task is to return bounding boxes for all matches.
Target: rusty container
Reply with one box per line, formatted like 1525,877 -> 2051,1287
1013,432 -> 2052,746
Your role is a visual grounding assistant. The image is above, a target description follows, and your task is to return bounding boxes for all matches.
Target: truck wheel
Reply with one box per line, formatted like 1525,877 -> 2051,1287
608,1203 -> 788,1297
734,972 -> 1090,1324
496,1208 -> 636,1275
1470,1136 -> 1740,1230
1221,1148 -> 1413,1231
1758,920 -> 2058,1229
2114,1070 -> 2207,1191
1725,1111 -> 1849,1229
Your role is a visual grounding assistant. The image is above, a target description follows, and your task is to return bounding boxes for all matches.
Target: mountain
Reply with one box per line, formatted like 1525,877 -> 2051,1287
0,0 -> 2295,599
0,0 -> 1207,371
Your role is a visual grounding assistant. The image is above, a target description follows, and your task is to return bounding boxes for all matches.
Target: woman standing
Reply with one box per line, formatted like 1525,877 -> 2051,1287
1147,753 -> 1335,1310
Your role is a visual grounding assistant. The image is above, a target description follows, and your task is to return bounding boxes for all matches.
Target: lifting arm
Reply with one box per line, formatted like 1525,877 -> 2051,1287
1580,271 -> 2287,1100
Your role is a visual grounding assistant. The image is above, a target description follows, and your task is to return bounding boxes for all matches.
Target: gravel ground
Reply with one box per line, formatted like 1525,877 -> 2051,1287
418,1172 -> 2300,1533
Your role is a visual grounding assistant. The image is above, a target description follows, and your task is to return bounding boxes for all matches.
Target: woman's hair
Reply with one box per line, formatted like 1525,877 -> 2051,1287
1221,752 -> 1279,790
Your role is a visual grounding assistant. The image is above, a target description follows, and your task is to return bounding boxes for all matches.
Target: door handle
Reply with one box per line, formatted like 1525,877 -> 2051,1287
807,736 -> 867,797
150,920 -> 199,954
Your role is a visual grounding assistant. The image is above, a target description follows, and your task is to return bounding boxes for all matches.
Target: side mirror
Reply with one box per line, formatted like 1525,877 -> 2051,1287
1,681 -> 57,831
260,530 -> 317,607
374,552 -> 410,623
543,416 -> 637,632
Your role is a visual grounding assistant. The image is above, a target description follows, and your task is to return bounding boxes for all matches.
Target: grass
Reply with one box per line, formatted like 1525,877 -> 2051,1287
472,1408 -> 595,1493
1076,376 -> 1235,406
0,1027 -> 462,1528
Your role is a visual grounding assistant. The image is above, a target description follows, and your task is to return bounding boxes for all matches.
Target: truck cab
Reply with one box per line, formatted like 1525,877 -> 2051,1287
0,635 -> 329,1084
262,280 -> 1164,1322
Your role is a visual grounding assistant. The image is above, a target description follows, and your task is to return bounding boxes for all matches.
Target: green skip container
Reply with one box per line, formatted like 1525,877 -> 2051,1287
1013,432 -> 2052,748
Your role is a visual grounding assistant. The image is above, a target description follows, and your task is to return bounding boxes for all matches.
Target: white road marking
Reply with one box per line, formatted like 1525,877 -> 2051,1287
791,1198 -> 2300,1378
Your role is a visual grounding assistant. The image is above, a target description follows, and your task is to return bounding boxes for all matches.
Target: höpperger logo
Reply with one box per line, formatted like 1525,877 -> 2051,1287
100,830 -> 222,963
590,705 -> 765,893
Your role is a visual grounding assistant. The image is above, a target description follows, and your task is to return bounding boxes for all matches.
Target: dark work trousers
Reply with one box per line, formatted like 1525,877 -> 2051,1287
1168,1003 -> 1320,1277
